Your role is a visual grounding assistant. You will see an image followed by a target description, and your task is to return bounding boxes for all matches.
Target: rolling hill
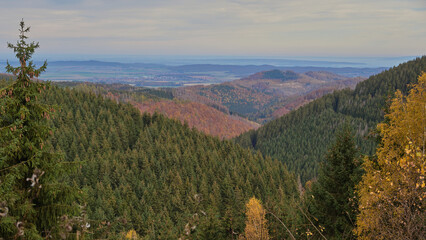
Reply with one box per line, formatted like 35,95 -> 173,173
235,56 -> 426,183
133,99 -> 259,139
52,82 -> 259,139
175,70 -> 364,122
41,81 -> 298,239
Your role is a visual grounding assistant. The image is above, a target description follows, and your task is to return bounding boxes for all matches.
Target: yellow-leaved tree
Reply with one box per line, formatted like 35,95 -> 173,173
241,197 -> 270,240
356,73 -> 426,239
125,229 -> 138,239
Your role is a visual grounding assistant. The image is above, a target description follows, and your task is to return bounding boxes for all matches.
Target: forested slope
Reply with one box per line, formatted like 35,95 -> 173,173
134,99 -> 259,139
34,84 -> 299,239
235,56 -> 426,183
175,70 -> 364,123
55,82 -> 258,139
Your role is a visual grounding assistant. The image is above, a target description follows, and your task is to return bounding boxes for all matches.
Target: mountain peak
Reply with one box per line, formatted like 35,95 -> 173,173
245,69 -> 299,81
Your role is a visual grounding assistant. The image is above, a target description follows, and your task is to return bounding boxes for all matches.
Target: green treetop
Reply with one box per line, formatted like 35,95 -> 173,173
306,124 -> 362,239
0,20 -> 80,239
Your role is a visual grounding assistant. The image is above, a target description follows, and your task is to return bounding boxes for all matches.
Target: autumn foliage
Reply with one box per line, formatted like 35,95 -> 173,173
134,99 -> 259,139
125,229 -> 138,239
356,73 -> 426,239
241,197 -> 270,240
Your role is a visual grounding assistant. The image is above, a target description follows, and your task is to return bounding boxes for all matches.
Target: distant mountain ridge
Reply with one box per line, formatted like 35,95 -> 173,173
45,60 -> 386,77
5,60 -> 387,86
48,60 -> 165,68
244,69 -> 299,81
175,69 -> 365,122
235,56 -> 426,183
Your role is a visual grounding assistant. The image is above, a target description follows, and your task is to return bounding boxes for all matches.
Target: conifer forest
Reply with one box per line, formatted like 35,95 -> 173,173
0,16 -> 425,240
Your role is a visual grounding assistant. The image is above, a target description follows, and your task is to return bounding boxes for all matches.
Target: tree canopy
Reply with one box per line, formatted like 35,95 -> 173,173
236,56 -> 426,183
306,125 -> 361,239
356,72 -> 426,239
241,197 -> 270,240
0,20 -> 80,239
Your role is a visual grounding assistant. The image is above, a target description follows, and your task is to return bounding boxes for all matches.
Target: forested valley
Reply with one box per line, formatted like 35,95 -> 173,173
0,22 -> 424,240
236,56 -> 426,183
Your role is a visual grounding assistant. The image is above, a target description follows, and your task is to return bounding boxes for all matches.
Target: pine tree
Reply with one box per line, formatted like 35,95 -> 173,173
193,207 -> 225,240
0,20 -> 80,239
356,73 -> 426,240
306,124 -> 361,239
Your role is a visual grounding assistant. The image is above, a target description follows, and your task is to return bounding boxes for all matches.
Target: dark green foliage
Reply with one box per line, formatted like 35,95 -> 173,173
262,70 -> 298,81
0,20 -> 80,239
41,83 -> 300,239
305,125 -> 362,239
202,84 -> 266,115
235,56 -> 426,183
55,81 -> 174,102
209,84 -> 236,93
228,102 -> 257,115
140,87 -> 174,99
194,208 -> 226,239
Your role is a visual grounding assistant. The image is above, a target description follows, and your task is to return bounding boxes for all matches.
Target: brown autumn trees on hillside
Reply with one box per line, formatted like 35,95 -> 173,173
356,73 -> 426,239
134,100 -> 258,139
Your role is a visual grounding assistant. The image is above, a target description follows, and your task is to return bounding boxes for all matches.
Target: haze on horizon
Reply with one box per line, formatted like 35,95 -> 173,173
0,0 -> 425,58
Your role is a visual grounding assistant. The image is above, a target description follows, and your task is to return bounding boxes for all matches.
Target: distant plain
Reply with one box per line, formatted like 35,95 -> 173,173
1,56 -> 409,87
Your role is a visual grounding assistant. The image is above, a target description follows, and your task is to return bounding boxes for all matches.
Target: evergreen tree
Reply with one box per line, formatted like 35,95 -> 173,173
38,81 -> 299,238
235,56 -> 426,183
306,124 -> 361,239
195,208 -> 225,240
0,20 -> 80,239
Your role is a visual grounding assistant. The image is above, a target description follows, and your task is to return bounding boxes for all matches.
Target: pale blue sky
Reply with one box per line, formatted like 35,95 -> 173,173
0,0 -> 425,57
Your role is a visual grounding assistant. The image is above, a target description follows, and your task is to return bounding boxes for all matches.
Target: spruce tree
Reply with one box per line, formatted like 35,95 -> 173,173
306,124 -> 361,239
0,20 -> 80,239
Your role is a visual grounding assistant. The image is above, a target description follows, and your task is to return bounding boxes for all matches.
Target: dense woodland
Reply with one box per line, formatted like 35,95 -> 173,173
236,56 -> 426,183
174,70 -> 363,123
1,74 -> 303,239
0,22 -> 424,239
55,82 -> 259,139
46,86 -> 303,239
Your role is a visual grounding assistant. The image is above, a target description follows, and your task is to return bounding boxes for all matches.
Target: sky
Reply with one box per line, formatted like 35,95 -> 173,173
0,0 -> 425,59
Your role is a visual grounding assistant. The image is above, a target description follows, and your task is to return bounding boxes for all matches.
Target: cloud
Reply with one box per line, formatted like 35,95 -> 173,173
0,0 -> 424,56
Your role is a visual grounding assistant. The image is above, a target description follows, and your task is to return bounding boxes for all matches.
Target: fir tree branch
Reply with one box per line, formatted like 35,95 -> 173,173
266,211 -> 296,240
297,205 -> 328,240
0,156 -> 34,172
